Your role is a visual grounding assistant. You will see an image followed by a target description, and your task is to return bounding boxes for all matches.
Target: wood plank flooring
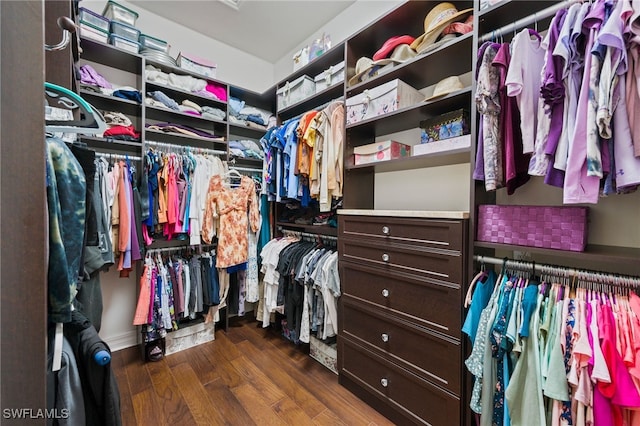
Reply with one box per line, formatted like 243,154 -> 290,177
112,317 -> 394,426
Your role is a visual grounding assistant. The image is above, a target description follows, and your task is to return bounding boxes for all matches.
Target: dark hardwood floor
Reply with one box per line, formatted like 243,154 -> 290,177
112,317 -> 395,425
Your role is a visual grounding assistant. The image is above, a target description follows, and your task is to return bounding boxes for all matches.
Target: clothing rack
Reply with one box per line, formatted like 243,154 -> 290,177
95,152 -> 142,162
473,254 -> 640,287
479,0 -> 582,42
146,140 -> 227,156
279,227 -> 338,242
229,165 -> 263,174
283,97 -> 344,123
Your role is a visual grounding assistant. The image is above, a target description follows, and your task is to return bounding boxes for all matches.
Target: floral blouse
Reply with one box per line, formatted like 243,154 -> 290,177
202,175 -> 260,268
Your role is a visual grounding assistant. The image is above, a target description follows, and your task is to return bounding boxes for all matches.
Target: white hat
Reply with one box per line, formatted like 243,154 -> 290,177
424,75 -> 465,102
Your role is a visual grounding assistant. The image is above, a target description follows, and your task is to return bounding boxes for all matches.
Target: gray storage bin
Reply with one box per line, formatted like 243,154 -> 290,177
109,21 -> 140,42
78,7 -> 110,32
102,0 -> 139,26
139,34 -> 169,53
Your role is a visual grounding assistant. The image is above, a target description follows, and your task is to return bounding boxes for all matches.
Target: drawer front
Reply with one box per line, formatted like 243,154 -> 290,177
339,216 -> 464,251
339,339 -> 461,426
340,261 -> 461,337
340,238 -> 463,283
341,300 -> 461,394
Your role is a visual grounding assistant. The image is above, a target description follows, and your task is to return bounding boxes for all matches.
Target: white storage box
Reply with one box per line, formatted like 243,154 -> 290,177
102,0 -> 138,26
276,75 -> 315,111
108,33 -> 140,54
177,52 -> 217,78
353,140 -> 411,165
79,21 -> 109,44
78,7 -> 110,32
412,134 -> 471,156
314,61 -> 345,93
346,79 -> 423,126
309,336 -> 337,375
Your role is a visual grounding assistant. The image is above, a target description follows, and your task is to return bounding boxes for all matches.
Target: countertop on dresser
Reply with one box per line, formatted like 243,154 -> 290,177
338,209 -> 469,219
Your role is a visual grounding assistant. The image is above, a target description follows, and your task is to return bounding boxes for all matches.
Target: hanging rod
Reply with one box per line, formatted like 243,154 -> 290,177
230,165 -> 263,173
145,139 -> 227,156
479,0 -> 582,43
282,97 -> 344,123
279,227 -> 338,242
95,152 -> 142,162
146,243 -> 216,254
473,254 -> 640,286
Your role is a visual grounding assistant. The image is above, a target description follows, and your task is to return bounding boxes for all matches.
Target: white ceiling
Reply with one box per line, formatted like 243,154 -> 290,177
128,0 -> 356,63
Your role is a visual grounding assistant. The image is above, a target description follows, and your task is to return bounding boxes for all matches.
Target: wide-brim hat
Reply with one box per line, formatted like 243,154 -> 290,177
424,75 -> 465,102
372,35 -> 416,61
348,44 -> 417,86
410,3 -> 473,53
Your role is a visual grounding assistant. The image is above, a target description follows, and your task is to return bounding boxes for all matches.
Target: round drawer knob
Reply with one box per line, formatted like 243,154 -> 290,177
380,378 -> 389,388
381,333 -> 389,343
382,288 -> 390,298
382,226 -> 390,235
382,253 -> 390,262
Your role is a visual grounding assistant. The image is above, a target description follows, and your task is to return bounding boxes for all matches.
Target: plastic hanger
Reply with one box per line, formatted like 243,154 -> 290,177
45,82 -> 107,135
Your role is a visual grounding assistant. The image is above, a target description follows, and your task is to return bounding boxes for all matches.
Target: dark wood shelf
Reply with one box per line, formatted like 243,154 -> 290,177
229,156 -> 263,168
228,122 -> 269,139
477,0 -> 558,38
145,81 -> 227,107
79,37 -> 142,74
276,222 -> 338,237
474,241 -> 640,275
80,135 -> 142,152
230,85 -> 276,112
346,146 -> 471,172
346,87 -> 472,137
346,33 -> 473,96
146,239 -> 216,250
276,41 -> 345,88
145,58 -> 227,87
144,128 -> 227,151
277,81 -> 344,119
145,105 -> 227,129
79,89 -> 141,117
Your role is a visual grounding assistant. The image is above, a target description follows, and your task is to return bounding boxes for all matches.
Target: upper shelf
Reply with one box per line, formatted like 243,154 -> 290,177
477,0 -> 559,37
346,33 -> 473,96
145,58 -> 228,87
277,81 -> 344,119
346,87 -> 472,137
79,37 -> 142,74
276,41 -> 345,88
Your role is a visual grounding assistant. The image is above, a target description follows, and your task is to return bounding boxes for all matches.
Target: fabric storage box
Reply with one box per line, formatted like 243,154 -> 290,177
346,79 -> 423,126
177,52 -> 217,78
314,61 -> 345,92
292,46 -> 310,71
102,0 -> 138,26
276,75 -> 315,111
310,336 -> 337,375
109,21 -> 140,43
139,34 -> 169,53
420,109 -> 470,143
108,33 -> 140,54
412,134 -> 471,156
79,21 -> 109,44
78,7 -> 110,32
477,205 -> 589,252
353,140 -> 411,165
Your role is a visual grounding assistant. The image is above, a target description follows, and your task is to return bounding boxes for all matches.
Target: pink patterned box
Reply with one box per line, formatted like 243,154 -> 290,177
477,205 -> 589,252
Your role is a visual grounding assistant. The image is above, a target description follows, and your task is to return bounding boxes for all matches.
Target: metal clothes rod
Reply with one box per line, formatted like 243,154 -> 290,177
473,254 -> 640,286
95,152 -> 142,162
230,166 -> 263,173
479,0 -> 582,43
279,227 -> 338,242
146,140 -> 227,156
147,244 -> 216,254
283,97 -> 344,123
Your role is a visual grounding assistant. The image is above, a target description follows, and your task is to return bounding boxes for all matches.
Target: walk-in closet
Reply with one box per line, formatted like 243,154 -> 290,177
2,0 -> 640,424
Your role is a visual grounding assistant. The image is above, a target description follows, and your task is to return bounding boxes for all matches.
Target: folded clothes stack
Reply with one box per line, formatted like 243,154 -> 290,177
145,65 -> 227,102
229,139 -> 264,160
145,90 -> 226,120
102,110 -> 140,141
228,96 -> 276,130
78,65 -> 142,103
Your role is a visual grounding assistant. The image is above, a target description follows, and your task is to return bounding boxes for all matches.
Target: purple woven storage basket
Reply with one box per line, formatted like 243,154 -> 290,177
476,205 -> 589,252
